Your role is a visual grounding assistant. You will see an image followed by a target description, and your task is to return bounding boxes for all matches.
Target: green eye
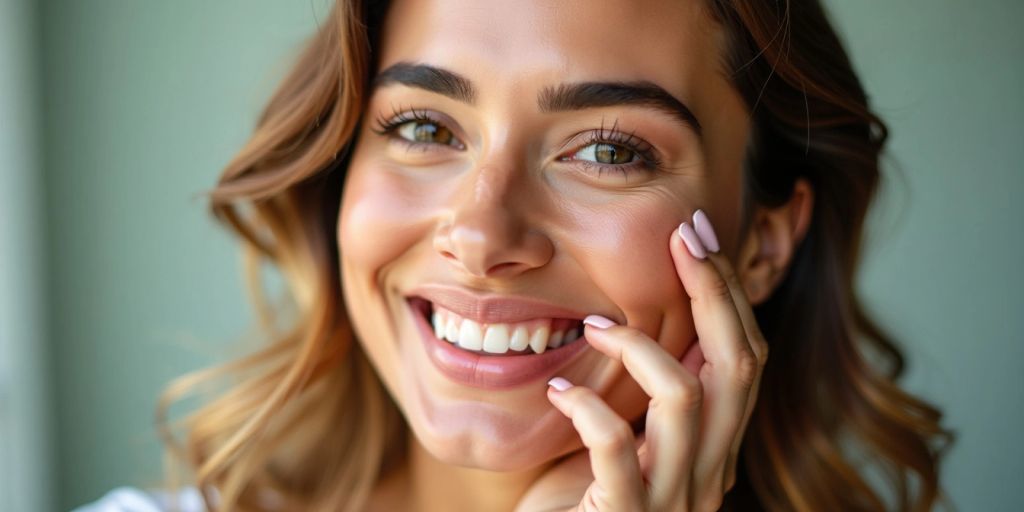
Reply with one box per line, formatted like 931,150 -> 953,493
574,142 -> 637,164
397,120 -> 457,146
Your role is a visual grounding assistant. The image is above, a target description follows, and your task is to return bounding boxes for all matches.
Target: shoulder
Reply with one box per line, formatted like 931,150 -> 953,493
72,486 -> 206,512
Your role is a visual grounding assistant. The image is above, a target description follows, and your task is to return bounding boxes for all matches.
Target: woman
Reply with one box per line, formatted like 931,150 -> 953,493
82,0 -> 951,510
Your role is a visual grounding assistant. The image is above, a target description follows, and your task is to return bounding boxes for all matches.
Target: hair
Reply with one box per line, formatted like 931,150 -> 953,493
157,0 -> 952,510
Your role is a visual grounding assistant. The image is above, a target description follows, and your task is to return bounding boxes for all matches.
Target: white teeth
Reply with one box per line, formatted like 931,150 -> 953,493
565,327 -> 579,343
426,303 -> 584,355
548,330 -> 565,349
457,319 -> 483,350
509,326 -> 530,352
482,324 -> 510,354
432,310 -> 444,340
444,317 -> 459,343
529,326 -> 550,354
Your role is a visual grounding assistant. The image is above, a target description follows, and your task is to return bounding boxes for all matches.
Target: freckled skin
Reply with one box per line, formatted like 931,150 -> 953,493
337,0 -> 750,507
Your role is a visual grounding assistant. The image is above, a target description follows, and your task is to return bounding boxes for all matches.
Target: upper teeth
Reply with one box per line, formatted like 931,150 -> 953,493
431,305 -> 581,354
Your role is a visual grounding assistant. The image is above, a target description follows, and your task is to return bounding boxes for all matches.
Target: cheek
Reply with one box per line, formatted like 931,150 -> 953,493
338,159 -> 433,280
561,192 -> 693,344
557,194 -> 697,421
337,155 -> 438,378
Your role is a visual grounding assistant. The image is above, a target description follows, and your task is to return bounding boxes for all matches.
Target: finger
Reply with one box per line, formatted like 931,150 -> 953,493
673,218 -> 759,493
701,251 -> 768,491
547,379 -> 646,510
674,220 -> 754,375
692,209 -> 769,492
581,319 -> 701,509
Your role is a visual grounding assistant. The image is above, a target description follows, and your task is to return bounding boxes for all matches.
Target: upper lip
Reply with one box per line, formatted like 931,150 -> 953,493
407,283 -> 588,324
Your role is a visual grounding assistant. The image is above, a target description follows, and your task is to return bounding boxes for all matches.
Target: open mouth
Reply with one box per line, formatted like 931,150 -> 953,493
408,297 -> 585,356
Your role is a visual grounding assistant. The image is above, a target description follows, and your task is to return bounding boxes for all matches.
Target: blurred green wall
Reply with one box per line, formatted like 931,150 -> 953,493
826,1 -> 1024,508
36,0 -> 1023,510
40,1 -> 321,508
1,0 -> 50,510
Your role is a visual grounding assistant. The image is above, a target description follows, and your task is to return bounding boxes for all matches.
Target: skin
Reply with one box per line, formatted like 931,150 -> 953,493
337,0 -> 814,509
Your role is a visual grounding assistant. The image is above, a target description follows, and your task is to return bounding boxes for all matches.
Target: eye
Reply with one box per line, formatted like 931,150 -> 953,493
557,122 -> 664,178
371,107 -> 465,150
397,120 -> 457,146
571,142 -> 639,165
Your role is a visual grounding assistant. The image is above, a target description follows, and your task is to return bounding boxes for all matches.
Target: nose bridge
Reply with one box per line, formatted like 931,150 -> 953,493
449,161 -> 526,269
436,144 -> 552,278
470,157 -> 514,209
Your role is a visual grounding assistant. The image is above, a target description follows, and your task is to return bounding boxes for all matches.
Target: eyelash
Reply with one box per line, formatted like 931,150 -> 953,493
371,106 -> 456,145
371,106 -> 664,177
561,121 -> 664,177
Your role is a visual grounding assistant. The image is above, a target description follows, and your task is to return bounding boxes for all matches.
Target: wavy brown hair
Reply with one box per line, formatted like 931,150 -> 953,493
158,0 -> 952,510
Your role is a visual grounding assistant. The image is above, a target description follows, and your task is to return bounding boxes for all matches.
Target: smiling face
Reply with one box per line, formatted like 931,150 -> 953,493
338,0 -> 750,471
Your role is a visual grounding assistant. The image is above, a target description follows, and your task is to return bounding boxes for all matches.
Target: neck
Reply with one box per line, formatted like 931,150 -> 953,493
387,433 -> 548,512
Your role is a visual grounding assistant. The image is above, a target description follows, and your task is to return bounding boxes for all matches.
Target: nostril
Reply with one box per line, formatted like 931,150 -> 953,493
440,250 -> 457,261
485,262 -> 523,276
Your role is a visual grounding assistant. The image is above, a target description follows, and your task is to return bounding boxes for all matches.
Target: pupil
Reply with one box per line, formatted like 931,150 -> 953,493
413,122 -> 436,142
413,121 -> 452,144
596,143 -> 632,164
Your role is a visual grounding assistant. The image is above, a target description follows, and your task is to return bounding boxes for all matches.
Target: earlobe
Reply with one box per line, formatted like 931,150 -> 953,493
737,179 -> 815,305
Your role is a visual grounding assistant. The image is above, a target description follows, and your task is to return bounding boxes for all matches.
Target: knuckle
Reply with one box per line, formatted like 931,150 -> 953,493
659,375 -> 703,411
581,492 -> 602,512
590,419 -> 634,452
697,493 -> 724,512
755,338 -> 770,367
700,274 -> 733,302
724,468 -> 737,492
719,261 -> 742,290
618,327 -> 652,348
730,349 -> 760,388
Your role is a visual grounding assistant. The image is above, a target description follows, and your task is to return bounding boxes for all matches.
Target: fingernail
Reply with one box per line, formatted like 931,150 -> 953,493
692,209 -> 720,253
548,377 -> 574,392
583,314 -> 617,329
677,222 -> 708,259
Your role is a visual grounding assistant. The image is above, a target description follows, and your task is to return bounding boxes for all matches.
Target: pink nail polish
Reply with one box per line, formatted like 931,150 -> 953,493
677,222 -> 708,259
548,377 -> 574,391
583,314 -> 616,329
692,209 -> 720,253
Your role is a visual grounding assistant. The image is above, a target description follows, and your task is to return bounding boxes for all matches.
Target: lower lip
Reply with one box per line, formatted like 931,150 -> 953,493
408,300 -> 590,390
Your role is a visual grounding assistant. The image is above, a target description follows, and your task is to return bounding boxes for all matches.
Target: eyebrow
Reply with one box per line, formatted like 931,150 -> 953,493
538,81 -> 701,134
372,62 -> 476,104
372,62 -> 702,135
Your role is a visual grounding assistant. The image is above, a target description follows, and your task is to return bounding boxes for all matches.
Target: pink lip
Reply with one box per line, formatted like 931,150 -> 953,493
406,297 -> 591,390
408,283 -> 588,324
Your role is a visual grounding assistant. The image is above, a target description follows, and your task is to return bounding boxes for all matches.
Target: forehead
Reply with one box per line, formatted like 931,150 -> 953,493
376,0 -> 728,102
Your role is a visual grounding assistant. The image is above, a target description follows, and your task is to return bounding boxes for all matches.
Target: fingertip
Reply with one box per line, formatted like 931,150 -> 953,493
545,380 -> 576,415
669,226 -> 689,262
583,314 -> 616,329
692,209 -> 721,253
581,320 -> 618,355
548,376 -> 574,392
669,224 -> 701,285
677,221 -> 708,260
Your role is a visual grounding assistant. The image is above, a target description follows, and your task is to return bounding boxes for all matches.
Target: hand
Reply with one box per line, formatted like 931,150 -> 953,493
516,209 -> 769,512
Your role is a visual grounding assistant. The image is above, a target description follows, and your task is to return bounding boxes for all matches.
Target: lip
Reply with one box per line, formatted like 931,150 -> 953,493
406,297 -> 591,390
407,283 -> 588,324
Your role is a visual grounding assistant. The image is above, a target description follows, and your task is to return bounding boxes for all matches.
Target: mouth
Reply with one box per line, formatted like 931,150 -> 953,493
405,295 -> 591,389
408,297 -> 585,356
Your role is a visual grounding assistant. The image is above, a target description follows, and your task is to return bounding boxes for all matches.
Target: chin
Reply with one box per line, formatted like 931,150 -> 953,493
414,422 -> 578,472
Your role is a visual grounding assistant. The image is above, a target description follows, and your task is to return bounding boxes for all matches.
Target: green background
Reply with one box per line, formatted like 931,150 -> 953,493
1,0 -> 1020,510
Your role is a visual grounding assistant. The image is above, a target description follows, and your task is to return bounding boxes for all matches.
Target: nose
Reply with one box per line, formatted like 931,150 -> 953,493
433,164 -> 554,278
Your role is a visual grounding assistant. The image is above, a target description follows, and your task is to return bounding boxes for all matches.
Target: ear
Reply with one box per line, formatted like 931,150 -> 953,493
736,178 -> 814,305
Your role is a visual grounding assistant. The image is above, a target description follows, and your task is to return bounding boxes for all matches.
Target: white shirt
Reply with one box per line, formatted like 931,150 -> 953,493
72,487 -> 206,512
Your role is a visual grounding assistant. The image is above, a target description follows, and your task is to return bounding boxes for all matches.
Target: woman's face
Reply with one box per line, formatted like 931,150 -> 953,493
339,0 -> 749,471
